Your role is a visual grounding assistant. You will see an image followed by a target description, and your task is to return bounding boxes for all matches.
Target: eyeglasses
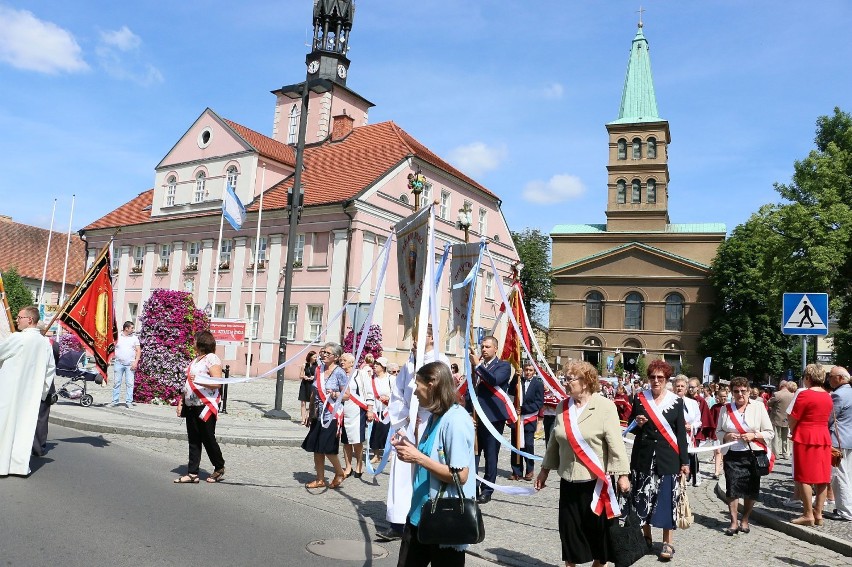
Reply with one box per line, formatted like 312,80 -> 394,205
562,375 -> 580,384
732,389 -> 749,394
389,370 -> 399,374
648,375 -> 666,381
16,315 -> 32,320
318,351 -> 332,357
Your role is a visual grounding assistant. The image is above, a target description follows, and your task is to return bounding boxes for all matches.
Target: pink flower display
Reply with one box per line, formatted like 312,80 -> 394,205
342,324 -> 383,365
58,333 -> 83,357
133,289 -> 209,404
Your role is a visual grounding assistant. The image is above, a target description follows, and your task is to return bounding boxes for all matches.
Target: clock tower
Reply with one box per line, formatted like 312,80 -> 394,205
305,0 -> 354,87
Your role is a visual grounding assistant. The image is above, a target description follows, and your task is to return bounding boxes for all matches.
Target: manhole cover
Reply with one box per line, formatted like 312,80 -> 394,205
306,539 -> 390,560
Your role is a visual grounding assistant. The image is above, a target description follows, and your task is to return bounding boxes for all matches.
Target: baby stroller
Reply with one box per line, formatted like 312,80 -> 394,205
56,350 -> 102,407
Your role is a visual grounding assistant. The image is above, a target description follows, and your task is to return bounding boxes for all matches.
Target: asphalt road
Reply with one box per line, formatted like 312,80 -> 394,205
0,425 -> 408,567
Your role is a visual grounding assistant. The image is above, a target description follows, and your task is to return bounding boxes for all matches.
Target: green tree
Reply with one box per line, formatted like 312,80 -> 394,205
510,228 -> 554,327
1,268 -> 35,319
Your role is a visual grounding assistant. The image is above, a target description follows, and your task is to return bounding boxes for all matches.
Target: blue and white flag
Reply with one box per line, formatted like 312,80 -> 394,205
222,183 -> 246,230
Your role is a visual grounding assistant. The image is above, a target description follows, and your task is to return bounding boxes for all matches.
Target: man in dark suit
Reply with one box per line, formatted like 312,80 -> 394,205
508,361 -> 544,481
468,335 -> 511,504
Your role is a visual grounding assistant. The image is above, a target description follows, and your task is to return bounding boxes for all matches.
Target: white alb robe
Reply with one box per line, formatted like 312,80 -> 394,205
342,368 -> 374,444
0,328 -> 56,475
385,349 -> 449,523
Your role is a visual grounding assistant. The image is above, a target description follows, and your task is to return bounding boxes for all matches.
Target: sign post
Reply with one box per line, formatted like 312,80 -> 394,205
781,292 -> 829,382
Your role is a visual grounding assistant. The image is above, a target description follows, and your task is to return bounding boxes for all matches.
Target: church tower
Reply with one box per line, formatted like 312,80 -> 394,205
605,22 -> 671,232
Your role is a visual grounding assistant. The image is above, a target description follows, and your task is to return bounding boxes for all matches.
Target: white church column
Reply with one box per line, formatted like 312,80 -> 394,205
197,238 -> 214,309
260,234 -> 283,363
169,241 -> 184,290
327,229 -> 349,343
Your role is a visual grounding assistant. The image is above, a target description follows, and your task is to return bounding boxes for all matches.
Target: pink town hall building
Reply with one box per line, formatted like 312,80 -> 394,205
81,2 -> 519,377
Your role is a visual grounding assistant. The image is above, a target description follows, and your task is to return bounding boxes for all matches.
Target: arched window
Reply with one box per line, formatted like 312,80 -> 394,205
194,172 -> 206,203
665,293 -> 685,331
632,138 -> 642,159
624,292 -> 644,330
617,138 -> 627,160
631,179 -> 641,203
399,194 -> 409,204
287,105 -> 299,145
647,178 -> 656,204
616,180 -> 626,204
585,291 -> 604,328
647,137 -> 657,159
226,166 -> 238,191
165,175 -> 176,207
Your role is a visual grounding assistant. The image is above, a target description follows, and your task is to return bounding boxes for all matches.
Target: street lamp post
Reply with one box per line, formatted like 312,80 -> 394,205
407,166 -> 430,211
269,77 -> 332,416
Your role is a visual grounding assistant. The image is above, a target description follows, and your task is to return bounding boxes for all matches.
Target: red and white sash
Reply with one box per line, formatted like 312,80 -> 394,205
480,379 -> 519,424
726,402 -> 775,473
637,390 -> 680,455
521,413 -> 538,425
562,398 -> 620,518
186,362 -> 220,422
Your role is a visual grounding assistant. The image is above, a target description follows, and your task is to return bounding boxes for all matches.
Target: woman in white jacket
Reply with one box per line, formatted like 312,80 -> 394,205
341,353 -> 374,478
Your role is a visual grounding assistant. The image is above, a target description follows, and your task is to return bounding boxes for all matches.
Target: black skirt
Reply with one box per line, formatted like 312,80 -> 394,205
298,379 -> 314,402
301,418 -> 340,455
370,420 -> 391,450
724,450 -> 761,500
558,479 -> 614,564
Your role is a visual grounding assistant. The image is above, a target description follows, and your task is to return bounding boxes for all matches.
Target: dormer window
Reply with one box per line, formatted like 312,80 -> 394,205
632,138 -> 642,159
647,137 -> 657,159
165,175 -> 176,207
194,172 -> 206,203
226,166 -> 238,191
617,138 -> 627,160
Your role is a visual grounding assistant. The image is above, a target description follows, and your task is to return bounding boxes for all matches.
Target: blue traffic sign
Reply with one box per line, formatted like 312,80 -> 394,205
782,293 -> 828,336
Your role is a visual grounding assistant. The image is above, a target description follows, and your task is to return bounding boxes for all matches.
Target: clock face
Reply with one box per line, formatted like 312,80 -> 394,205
307,60 -> 319,74
337,64 -> 347,79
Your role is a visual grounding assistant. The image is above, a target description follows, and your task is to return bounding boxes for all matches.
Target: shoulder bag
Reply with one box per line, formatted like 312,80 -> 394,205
608,492 -> 648,567
417,470 -> 485,545
676,475 -> 693,529
832,408 -> 843,467
749,447 -> 770,476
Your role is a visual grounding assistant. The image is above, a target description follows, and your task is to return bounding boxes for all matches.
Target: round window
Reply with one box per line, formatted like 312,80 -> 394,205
197,128 -> 212,148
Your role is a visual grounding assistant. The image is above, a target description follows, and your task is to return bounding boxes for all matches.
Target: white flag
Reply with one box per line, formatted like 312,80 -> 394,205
222,183 -> 246,230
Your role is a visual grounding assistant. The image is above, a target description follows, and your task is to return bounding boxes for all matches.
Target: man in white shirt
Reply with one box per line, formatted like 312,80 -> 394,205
111,321 -> 140,408
674,375 -> 702,485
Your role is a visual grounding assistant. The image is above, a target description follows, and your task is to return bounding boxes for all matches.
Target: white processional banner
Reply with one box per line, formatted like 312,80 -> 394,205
448,242 -> 480,338
394,207 -> 430,340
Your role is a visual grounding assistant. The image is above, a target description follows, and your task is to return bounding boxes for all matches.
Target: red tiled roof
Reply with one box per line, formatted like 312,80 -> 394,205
0,218 -> 86,284
222,118 -> 296,167
83,120 -> 499,230
248,120 -> 496,211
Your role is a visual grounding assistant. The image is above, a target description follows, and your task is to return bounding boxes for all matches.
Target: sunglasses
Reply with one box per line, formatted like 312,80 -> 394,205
732,389 -> 749,394
648,375 -> 666,381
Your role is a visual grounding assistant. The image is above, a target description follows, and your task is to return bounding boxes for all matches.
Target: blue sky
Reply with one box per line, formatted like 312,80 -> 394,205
2,1 -> 851,241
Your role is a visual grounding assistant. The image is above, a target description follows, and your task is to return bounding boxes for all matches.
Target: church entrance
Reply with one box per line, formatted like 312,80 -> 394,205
623,352 -> 640,373
583,350 -> 600,369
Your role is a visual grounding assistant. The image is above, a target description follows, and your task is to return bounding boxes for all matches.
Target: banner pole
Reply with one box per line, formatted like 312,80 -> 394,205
39,199 -> 57,306
42,240 -> 112,333
59,194 -> 76,308
246,163 -> 266,377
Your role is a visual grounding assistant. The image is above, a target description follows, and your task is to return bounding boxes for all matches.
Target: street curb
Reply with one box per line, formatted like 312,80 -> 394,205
714,481 -> 852,557
49,414 -> 305,448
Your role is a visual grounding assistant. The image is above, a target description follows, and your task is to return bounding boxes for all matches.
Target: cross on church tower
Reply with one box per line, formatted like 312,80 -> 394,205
637,6 -> 645,28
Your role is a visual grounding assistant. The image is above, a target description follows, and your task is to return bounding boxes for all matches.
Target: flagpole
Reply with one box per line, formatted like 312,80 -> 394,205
39,198 -> 57,306
246,163 -> 266,377
211,208 -> 226,314
59,194 -> 76,307
43,240 -> 112,333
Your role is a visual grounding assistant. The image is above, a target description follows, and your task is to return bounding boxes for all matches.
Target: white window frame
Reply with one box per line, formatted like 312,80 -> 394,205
287,104 -> 299,145
440,190 -> 450,219
226,166 -> 238,191
132,246 -> 144,271
293,234 -> 305,266
213,304 -> 226,319
421,183 -> 432,210
307,305 -> 323,341
478,207 -> 487,235
159,244 -> 171,271
287,305 -> 298,341
219,239 -> 233,267
187,242 -> 200,270
194,172 -> 206,203
485,272 -> 494,300
128,302 -> 138,325
245,304 -> 260,340
251,236 -> 268,267
165,176 -> 176,207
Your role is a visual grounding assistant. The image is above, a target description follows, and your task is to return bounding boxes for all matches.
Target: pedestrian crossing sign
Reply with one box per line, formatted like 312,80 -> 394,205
782,293 -> 828,336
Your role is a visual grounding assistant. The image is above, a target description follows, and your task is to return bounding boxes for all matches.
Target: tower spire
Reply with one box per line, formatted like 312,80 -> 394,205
609,22 -> 660,124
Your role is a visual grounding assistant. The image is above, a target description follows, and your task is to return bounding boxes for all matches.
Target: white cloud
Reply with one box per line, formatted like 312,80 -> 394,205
100,26 -> 141,51
96,26 -> 163,86
522,174 -> 586,204
448,142 -> 507,177
541,83 -> 564,99
0,6 -> 88,73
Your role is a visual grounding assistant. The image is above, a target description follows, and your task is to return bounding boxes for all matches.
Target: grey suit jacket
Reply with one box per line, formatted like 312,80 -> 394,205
768,389 -> 795,427
830,384 -> 852,449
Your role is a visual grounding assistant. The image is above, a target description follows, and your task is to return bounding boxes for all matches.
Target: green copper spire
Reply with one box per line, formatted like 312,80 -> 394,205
609,25 -> 661,124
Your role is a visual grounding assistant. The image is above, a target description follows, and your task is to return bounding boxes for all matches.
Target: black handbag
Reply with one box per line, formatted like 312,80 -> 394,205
608,493 -> 648,567
750,449 -> 770,476
417,470 -> 485,545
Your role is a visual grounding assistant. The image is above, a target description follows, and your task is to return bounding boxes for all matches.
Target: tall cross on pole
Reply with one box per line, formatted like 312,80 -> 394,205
637,5 -> 645,28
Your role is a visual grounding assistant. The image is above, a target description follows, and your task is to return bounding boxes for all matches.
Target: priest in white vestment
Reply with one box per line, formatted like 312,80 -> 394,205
377,328 -> 448,541
0,306 -> 56,476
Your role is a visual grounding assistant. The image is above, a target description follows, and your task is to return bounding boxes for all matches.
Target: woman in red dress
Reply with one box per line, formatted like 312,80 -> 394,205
788,363 -> 834,526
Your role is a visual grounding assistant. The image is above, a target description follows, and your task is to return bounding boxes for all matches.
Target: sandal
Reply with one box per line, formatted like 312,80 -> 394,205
660,543 -> 675,561
206,468 -> 225,483
306,479 -> 327,489
173,474 -> 199,484
330,473 -> 345,489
